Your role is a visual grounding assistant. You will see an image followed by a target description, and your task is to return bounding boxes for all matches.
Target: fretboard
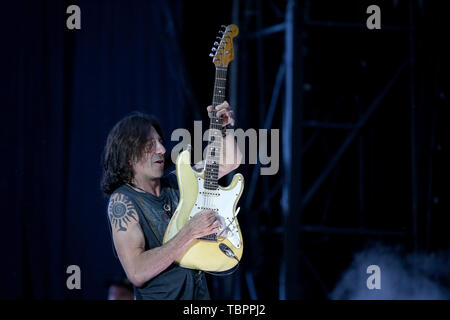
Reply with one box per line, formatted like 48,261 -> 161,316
204,66 -> 228,190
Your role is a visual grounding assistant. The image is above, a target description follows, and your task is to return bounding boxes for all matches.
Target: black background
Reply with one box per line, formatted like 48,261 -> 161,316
1,0 -> 449,300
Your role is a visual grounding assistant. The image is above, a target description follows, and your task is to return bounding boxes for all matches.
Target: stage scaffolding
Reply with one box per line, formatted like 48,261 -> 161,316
229,0 -> 439,299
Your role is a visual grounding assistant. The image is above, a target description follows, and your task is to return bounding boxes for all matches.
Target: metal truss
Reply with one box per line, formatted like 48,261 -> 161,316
228,0 -> 435,300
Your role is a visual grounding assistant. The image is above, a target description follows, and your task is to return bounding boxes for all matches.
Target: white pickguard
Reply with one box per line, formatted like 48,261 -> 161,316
188,177 -> 243,249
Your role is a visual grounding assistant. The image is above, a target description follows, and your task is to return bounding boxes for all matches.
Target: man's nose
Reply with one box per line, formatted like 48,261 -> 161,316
156,141 -> 166,154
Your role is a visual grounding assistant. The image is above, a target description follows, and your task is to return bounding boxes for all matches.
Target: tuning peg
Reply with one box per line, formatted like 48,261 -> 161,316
214,41 -> 219,46
216,36 -> 221,40
211,47 -> 217,52
221,25 -> 227,29
219,30 -> 224,34
209,53 -> 215,57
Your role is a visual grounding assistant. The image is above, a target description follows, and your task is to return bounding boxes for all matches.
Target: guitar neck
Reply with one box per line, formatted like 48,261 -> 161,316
212,66 -> 228,108
204,66 -> 228,190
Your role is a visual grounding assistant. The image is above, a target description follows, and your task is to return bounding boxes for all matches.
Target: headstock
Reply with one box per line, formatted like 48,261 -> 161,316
209,24 -> 239,68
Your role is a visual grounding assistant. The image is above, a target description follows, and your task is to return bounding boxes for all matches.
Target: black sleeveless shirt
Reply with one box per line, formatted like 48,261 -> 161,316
111,172 -> 210,300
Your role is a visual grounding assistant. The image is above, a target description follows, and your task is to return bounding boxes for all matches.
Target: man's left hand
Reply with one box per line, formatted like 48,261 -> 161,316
207,101 -> 235,127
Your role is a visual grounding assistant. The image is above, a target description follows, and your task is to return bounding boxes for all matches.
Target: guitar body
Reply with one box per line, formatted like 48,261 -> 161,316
162,149 -> 244,272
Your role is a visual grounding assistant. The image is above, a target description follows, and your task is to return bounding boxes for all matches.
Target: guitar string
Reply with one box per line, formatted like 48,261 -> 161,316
204,67 -> 228,240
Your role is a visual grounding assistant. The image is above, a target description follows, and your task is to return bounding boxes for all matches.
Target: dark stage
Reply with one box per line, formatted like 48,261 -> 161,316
1,0 -> 449,300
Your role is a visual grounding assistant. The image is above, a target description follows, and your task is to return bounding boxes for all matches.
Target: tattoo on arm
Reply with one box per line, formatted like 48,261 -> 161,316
108,193 -> 138,232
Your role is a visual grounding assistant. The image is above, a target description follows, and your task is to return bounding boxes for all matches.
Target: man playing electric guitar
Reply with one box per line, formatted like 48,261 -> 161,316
101,101 -> 242,300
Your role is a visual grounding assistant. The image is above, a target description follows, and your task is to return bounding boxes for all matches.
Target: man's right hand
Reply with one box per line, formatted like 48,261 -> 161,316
184,210 -> 221,240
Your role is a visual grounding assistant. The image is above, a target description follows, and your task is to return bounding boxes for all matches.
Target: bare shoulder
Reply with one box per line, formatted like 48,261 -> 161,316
107,192 -> 139,233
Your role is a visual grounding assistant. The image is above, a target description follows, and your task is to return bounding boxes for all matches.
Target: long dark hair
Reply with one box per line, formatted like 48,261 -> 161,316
101,112 -> 163,195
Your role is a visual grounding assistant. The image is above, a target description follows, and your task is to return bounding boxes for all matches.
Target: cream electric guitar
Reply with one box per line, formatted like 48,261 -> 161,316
163,25 -> 243,272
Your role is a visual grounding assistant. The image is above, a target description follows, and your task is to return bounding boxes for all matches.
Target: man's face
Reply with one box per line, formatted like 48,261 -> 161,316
132,126 -> 166,181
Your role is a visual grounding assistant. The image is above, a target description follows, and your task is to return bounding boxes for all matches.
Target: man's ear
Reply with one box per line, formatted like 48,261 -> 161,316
128,159 -> 136,178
